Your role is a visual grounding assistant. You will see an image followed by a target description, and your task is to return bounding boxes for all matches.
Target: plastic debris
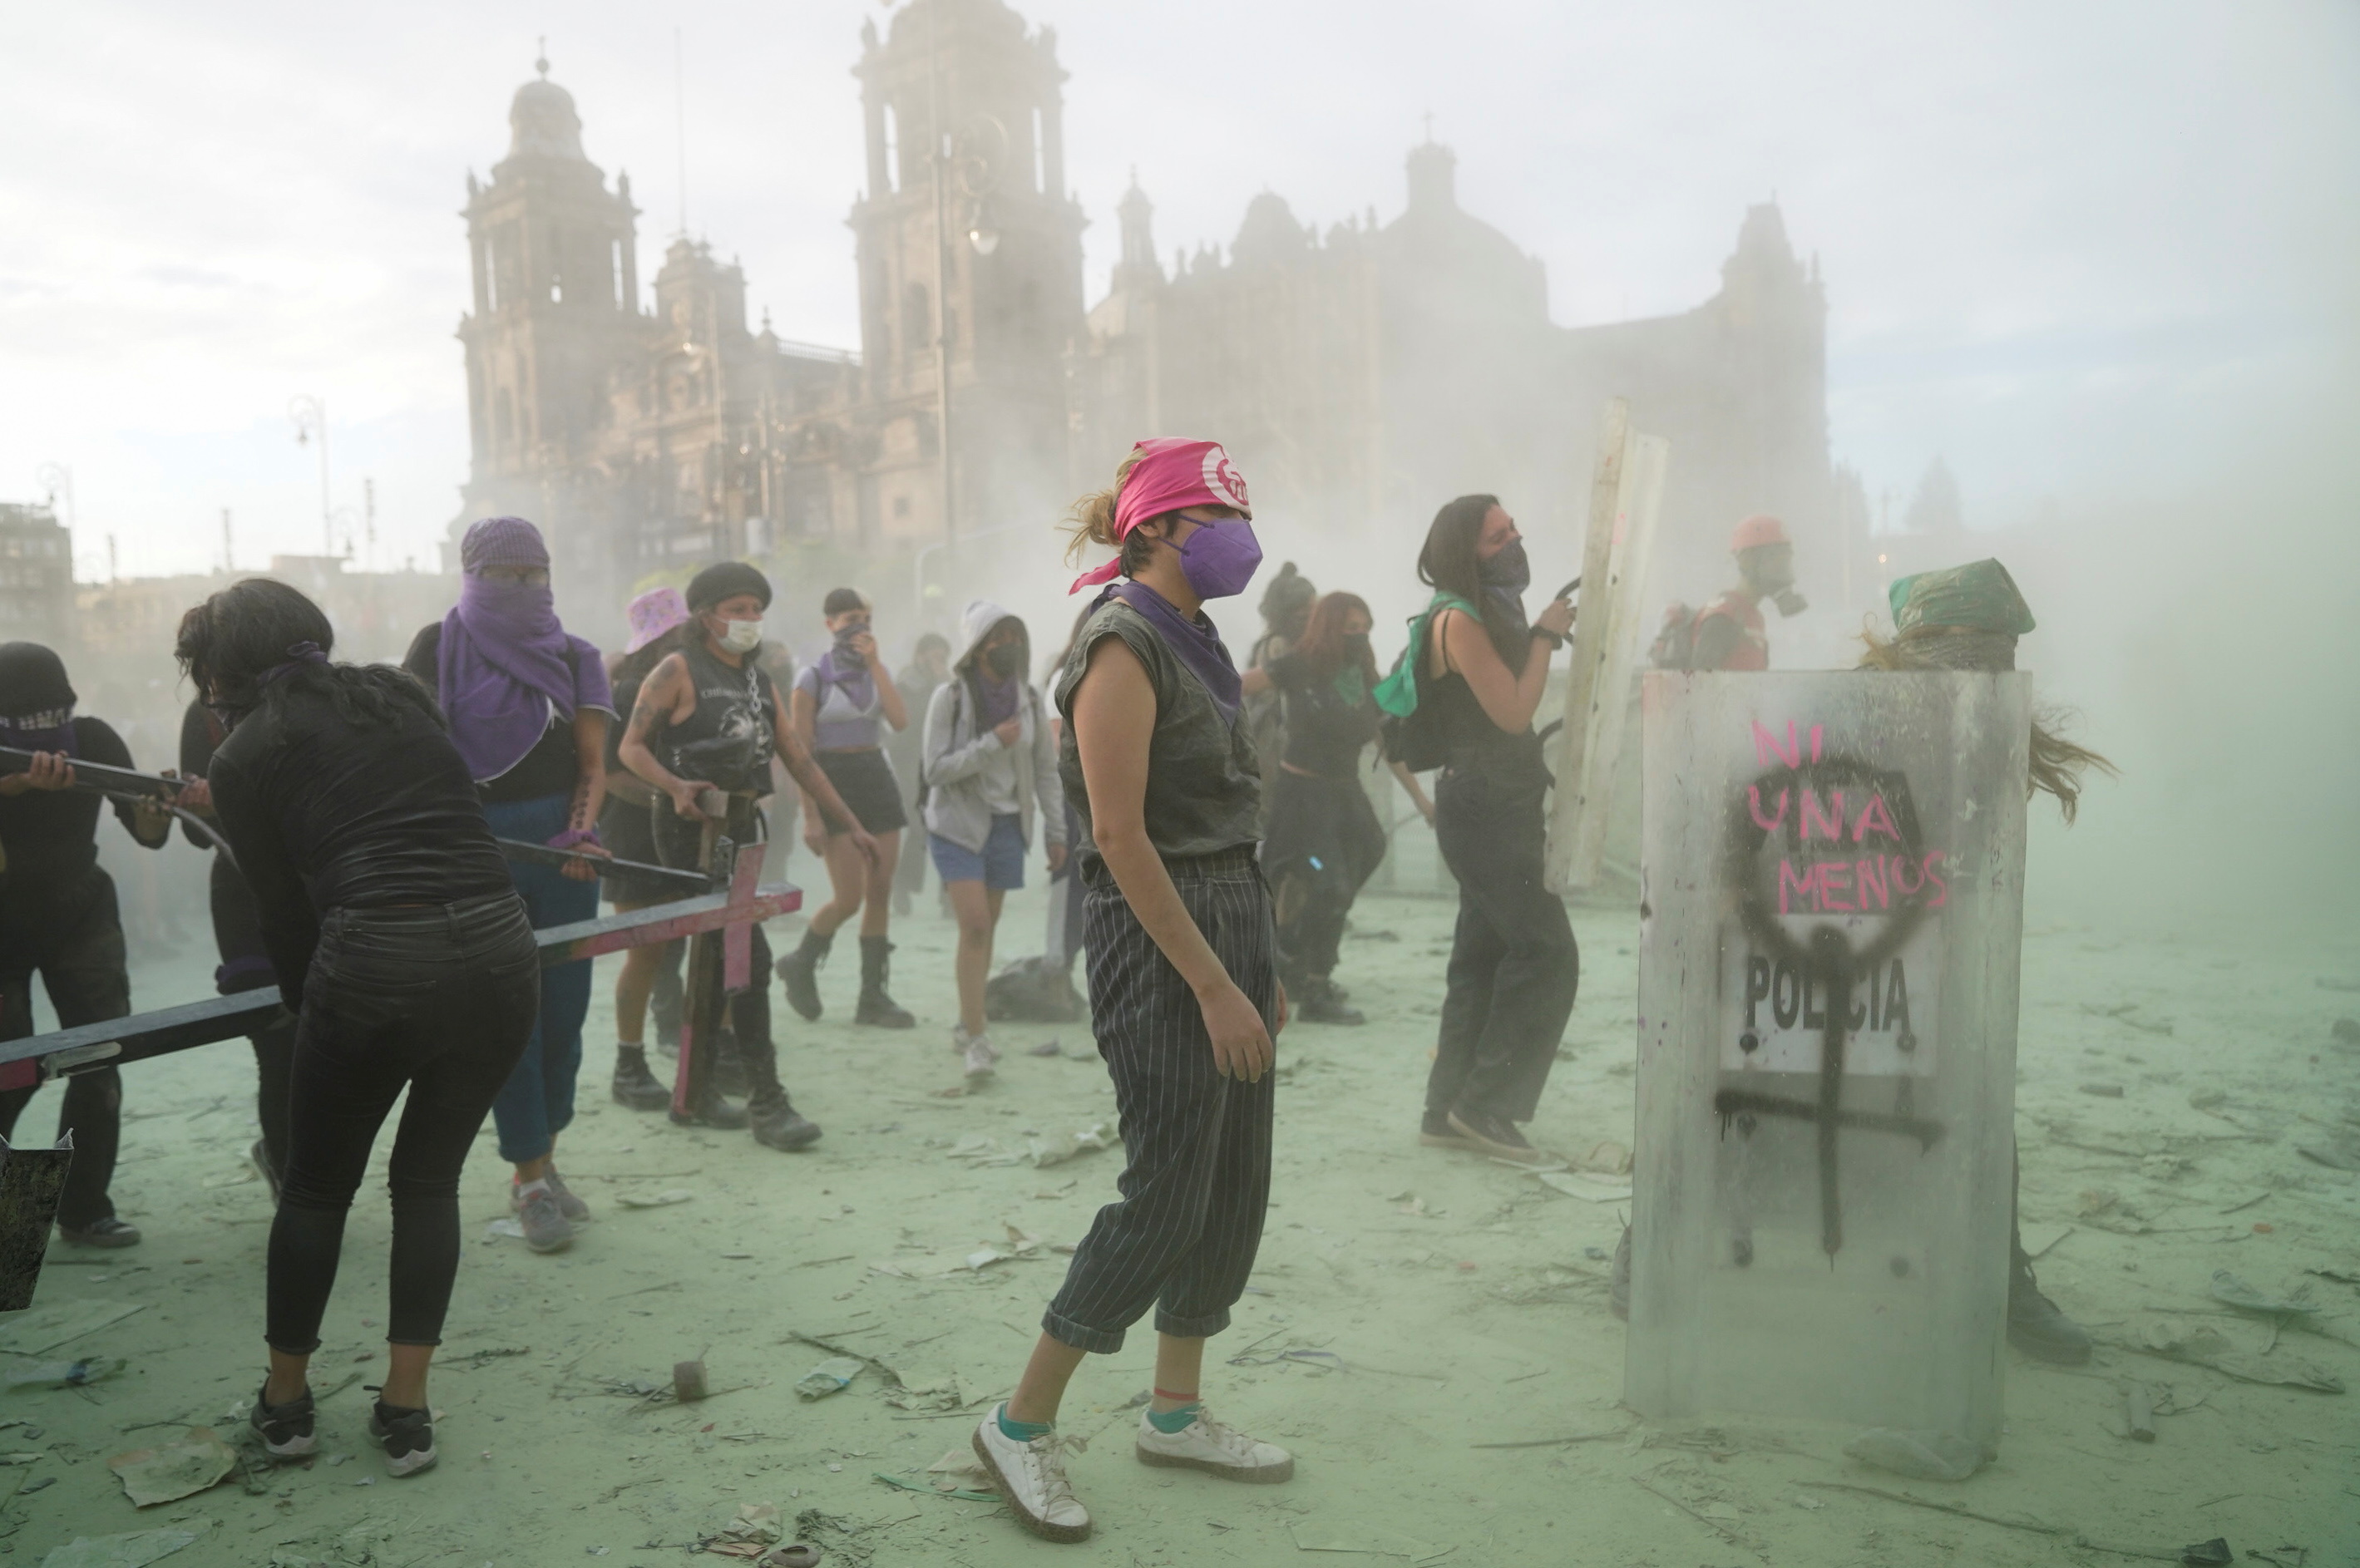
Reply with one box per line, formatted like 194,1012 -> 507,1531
2126,1322 -> 2343,1393
2209,1270 -> 2318,1317
1029,1122 -> 1113,1168
794,1357 -> 864,1401
2179,1540 -> 2232,1567
0,1299 -> 145,1356
1533,1171 -> 1633,1203
4,1355 -> 124,1389
1842,1427 -> 1987,1482
483,1217 -> 526,1240
106,1426 -> 238,1507
615,1189 -> 696,1209
37,1521 -> 212,1568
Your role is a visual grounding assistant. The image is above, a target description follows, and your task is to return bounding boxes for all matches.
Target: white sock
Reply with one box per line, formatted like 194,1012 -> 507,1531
516,1176 -> 551,1198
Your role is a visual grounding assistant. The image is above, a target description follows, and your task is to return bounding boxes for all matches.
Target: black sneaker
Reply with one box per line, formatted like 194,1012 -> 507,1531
1418,1110 -> 1478,1151
748,1089 -> 822,1152
365,1392 -> 437,1477
58,1215 -> 141,1249
249,1383 -> 316,1458
1446,1107 -> 1550,1165
611,1046 -> 672,1112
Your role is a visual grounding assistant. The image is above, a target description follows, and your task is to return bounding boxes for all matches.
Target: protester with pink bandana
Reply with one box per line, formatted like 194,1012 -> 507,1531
970,440 -> 1295,1544
403,517 -> 615,1255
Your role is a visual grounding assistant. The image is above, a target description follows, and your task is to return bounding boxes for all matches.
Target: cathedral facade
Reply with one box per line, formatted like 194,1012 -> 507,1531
453,0 -> 1831,631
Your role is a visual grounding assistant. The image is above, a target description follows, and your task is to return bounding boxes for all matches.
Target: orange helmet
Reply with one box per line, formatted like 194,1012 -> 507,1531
1731,514 -> 1790,552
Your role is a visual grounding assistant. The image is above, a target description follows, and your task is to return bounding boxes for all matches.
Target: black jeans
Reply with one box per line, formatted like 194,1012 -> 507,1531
1424,771 -> 1578,1124
1264,771 -> 1386,984
210,855 -> 294,1181
267,894 -> 538,1353
0,872 -> 131,1230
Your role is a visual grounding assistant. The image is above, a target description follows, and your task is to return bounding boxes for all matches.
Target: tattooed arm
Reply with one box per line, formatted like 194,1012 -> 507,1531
556,711 -> 612,880
618,654 -> 708,820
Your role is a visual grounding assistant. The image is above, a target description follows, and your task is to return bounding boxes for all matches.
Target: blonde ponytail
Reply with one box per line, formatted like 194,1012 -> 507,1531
1061,449 -> 1151,571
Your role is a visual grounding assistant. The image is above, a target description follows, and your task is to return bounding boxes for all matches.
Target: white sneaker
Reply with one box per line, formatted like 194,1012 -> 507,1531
1134,1406 -> 1294,1483
972,1408 -> 1091,1543
955,1023 -> 999,1081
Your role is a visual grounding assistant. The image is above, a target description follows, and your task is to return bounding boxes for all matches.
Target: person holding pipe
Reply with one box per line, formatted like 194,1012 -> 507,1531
619,561 -> 880,1152
180,579 -> 540,1479
0,642 -> 172,1250
970,440 -> 1294,1546
403,516 -> 615,1255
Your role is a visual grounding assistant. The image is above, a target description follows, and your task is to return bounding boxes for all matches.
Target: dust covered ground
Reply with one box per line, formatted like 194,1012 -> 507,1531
5,869 -> 2357,1566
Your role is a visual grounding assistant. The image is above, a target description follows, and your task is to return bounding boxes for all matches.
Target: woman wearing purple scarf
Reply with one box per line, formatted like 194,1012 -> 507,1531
402,516 -> 615,1257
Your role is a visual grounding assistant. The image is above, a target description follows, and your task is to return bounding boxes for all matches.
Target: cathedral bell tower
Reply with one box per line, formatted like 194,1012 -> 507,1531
850,0 -> 1085,541
456,52 -> 641,580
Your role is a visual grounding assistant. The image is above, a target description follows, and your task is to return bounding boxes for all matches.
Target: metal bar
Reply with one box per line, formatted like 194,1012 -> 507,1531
0,884 -> 801,1087
0,745 -> 182,801
493,836 -> 713,895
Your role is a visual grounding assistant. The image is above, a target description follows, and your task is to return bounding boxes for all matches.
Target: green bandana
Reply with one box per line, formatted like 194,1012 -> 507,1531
1888,558 -> 2036,636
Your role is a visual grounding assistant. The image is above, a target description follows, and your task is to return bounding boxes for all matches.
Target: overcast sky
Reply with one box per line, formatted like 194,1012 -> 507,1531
3,0 -> 2353,580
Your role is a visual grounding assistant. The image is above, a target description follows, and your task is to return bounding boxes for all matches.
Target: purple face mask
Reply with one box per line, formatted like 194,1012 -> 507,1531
1167,516 -> 1264,600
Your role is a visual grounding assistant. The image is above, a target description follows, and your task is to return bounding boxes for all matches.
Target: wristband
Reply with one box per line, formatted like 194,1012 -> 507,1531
547,826 -> 604,851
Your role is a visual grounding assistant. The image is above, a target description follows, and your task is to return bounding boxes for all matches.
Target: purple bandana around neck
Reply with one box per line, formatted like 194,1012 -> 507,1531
974,668 -> 1021,728
438,575 -> 613,783
815,644 -> 876,711
1108,580 -> 1241,724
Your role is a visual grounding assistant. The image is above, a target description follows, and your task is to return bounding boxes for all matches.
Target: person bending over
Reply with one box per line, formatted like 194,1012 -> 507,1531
619,561 -> 878,1151
404,516 -> 615,1255
182,579 -> 540,1479
1411,496 -> 1577,1164
0,642 -> 171,1249
775,588 -> 916,1028
922,599 -> 1066,1079
971,439 -> 1293,1546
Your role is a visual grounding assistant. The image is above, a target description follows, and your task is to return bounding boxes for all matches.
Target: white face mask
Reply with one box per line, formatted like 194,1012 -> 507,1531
716,617 -> 763,653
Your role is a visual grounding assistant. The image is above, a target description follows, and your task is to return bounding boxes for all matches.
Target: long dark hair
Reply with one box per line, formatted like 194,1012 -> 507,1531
1418,494 -> 1525,663
1291,591 -> 1378,687
176,578 -> 439,730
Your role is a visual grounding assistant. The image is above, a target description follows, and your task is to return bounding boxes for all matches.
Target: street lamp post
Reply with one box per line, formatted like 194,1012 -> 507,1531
289,394 -> 332,556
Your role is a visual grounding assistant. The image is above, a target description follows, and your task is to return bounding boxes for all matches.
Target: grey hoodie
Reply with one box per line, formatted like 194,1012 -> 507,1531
921,599 -> 1065,855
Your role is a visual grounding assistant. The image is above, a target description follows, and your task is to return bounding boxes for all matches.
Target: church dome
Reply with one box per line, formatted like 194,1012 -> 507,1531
509,58 -> 586,161
1230,192 -> 1309,269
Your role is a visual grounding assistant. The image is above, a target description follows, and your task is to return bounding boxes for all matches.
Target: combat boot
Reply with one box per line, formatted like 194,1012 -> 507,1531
669,1069 -> 750,1131
748,1087 -> 822,1151
611,1044 -> 671,1112
1296,977 -> 1365,1026
2007,1247 -> 2091,1364
855,935 -> 916,1028
774,928 -> 832,1021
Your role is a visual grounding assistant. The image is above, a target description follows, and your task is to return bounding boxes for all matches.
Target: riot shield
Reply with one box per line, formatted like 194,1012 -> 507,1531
1627,669 -> 2031,1452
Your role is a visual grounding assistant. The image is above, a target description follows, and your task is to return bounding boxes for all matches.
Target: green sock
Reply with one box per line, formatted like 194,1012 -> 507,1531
1147,1402 -> 1201,1434
996,1404 -> 1053,1442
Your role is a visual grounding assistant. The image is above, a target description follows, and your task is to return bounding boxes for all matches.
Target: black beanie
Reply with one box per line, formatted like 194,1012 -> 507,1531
0,643 -> 75,718
685,561 -> 773,614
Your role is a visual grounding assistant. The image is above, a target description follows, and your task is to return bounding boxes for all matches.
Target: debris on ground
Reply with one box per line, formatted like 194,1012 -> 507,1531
36,1521 -> 212,1568
794,1358 -> 865,1401
106,1425 -> 238,1506
5,1354 -> 125,1388
1842,1427 -> 1987,1482
1028,1122 -> 1113,1168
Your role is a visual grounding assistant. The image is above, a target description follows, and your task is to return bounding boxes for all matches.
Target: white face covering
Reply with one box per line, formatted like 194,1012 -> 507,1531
716,616 -> 763,653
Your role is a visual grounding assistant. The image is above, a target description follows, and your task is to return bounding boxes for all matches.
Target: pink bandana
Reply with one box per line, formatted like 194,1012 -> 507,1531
1069,438 -> 1252,593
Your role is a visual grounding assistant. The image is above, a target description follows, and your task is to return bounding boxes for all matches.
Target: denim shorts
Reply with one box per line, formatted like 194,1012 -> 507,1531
930,813 -> 1025,890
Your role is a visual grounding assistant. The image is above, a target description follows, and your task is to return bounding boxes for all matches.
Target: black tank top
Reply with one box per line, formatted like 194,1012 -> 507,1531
659,640 -> 778,793
1428,670 -> 1548,786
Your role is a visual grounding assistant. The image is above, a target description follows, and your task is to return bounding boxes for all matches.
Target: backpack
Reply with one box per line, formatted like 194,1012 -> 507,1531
1373,592 -> 1477,772
1649,603 -> 1703,672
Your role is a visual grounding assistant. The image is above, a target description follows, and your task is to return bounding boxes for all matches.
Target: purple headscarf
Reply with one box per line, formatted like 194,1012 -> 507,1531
439,517 -> 614,783
1107,580 -> 1242,724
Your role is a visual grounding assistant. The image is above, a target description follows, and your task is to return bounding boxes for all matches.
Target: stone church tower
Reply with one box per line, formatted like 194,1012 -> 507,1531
850,0 -> 1085,542
454,52 -> 642,601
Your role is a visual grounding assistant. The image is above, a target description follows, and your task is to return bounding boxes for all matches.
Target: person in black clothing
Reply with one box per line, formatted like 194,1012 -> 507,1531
617,560 -> 878,1151
178,578 -> 539,1480
0,643 -> 172,1248
175,700 -> 295,1197
1238,591 -> 1388,1025
1414,495 -> 1577,1164
601,589 -> 694,1112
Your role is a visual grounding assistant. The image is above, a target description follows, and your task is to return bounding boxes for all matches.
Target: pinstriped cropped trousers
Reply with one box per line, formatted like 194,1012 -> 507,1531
1042,848 -> 1278,1354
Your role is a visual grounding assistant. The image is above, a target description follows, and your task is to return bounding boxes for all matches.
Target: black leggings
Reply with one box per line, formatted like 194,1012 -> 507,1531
1263,771 -> 1386,984
266,895 -> 538,1354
